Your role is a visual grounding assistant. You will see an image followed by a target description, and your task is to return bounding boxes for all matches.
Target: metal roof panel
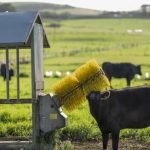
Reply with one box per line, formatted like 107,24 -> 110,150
0,11 -> 50,49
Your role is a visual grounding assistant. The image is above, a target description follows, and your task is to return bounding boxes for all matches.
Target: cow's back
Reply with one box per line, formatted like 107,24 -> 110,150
109,86 -> 150,128
112,86 -> 150,106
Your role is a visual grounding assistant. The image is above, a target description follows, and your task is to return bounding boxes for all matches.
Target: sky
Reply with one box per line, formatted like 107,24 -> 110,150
1,0 -> 150,11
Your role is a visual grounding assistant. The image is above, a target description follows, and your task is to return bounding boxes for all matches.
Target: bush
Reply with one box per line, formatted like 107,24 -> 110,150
60,123 -> 101,141
58,141 -> 74,150
0,123 -> 7,137
0,112 -> 11,123
6,122 -> 31,136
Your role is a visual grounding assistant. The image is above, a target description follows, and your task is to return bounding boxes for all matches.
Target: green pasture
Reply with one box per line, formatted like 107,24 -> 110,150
0,18 -> 150,142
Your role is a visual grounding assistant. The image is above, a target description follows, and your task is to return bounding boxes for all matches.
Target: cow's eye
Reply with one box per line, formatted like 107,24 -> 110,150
90,93 -> 95,100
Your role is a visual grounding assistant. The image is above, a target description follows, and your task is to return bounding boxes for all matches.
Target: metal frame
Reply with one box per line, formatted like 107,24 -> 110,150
0,23 -> 45,150
0,12 -> 51,150
0,48 -> 33,103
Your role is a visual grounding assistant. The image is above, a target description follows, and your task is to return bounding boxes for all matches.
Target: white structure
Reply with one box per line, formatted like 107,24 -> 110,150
141,5 -> 150,13
145,72 -> 150,79
45,71 -> 53,77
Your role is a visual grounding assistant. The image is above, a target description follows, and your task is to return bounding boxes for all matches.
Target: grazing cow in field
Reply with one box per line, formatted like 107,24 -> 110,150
86,86 -> 150,150
102,62 -> 142,87
0,63 -> 14,80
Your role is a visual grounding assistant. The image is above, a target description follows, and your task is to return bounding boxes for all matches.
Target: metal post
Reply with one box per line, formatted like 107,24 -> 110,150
16,48 -> 20,100
6,48 -> 9,100
31,23 -> 45,150
31,25 -> 39,150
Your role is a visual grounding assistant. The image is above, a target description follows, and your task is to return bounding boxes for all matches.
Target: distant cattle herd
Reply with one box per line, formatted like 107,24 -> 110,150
0,62 -> 149,85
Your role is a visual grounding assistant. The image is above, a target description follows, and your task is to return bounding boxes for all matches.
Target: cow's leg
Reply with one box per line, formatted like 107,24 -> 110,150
111,130 -> 120,150
126,74 -> 134,86
126,76 -> 133,87
102,131 -> 109,150
126,78 -> 131,86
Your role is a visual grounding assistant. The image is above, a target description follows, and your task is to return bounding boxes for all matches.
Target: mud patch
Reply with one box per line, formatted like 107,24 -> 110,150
73,139 -> 150,150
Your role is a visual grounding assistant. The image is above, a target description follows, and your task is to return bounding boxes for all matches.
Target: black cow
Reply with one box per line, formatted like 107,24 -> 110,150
0,63 -> 14,80
86,86 -> 150,150
102,62 -> 142,87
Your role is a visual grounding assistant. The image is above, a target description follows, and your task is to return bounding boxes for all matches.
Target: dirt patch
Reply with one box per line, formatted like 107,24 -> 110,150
0,139 -> 149,150
73,139 -> 150,150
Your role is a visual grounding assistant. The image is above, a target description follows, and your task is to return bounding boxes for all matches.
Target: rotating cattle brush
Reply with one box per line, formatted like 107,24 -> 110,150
51,59 -> 110,111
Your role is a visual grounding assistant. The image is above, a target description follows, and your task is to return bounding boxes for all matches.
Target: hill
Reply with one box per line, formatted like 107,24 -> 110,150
1,2 -> 149,19
12,2 -> 73,11
11,2 -> 101,19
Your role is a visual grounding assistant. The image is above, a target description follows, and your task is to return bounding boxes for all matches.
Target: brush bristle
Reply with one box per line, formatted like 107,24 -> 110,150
83,71 -> 110,94
74,59 -> 100,83
51,59 -> 110,111
52,75 -> 79,97
61,87 -> 85,111
74,59 -> 110,94
51,75 -> 85,111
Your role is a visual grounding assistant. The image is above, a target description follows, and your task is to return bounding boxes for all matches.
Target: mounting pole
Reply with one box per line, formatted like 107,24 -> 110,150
31,23 -> 44,150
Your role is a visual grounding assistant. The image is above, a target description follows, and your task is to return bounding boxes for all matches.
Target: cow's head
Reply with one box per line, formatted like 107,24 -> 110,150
136,65 -> 142,75
86,91 -> 100,103
86,91 -> 110,104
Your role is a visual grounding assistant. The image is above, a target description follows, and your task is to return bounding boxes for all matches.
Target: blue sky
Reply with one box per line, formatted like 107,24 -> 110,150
1,0 -> 150,11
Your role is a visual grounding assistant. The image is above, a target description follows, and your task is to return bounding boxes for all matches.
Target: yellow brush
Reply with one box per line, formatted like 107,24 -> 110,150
51,59 -> 110,111
52,75 -> 85,111
74,59 -> 110,94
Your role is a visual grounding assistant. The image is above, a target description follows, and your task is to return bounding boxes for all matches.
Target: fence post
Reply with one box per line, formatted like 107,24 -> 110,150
31,23 -> 45,150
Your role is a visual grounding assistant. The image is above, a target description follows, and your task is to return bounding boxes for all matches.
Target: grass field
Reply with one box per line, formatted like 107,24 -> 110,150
0,18 -> 150,143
